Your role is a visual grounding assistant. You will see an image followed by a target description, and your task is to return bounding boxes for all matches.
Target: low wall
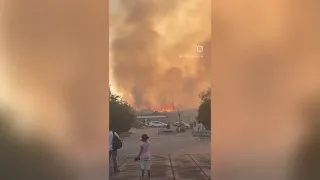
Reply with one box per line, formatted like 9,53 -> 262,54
192,130 -> 211,138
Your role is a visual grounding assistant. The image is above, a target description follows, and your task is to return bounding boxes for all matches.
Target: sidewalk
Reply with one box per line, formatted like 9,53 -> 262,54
111,154 -> 211,180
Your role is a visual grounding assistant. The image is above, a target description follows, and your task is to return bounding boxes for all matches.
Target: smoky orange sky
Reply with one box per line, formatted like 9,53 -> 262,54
109,0 -> 211,109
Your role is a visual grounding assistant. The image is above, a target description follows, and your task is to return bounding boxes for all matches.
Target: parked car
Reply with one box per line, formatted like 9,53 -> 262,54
173,122 -> 178,126
173,121 -> 191,129
149,121 -> 167,128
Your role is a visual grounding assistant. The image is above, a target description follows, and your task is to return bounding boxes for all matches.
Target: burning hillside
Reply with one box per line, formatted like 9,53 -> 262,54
151,104 -> 174,112
136,104 -> 174,113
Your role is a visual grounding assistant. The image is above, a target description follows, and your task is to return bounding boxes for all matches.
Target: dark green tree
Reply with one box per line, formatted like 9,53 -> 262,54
109,87 -> 135,133
197,88 -> 211,130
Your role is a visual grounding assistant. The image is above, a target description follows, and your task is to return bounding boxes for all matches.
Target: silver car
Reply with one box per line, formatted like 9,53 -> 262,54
149,121 -> 167,128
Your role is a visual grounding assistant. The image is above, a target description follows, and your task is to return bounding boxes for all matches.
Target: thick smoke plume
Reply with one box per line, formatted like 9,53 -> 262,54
110,0 -> 211,109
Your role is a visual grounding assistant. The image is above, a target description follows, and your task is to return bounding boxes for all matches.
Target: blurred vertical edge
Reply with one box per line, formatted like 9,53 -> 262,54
0,0 -> 109,180
211,0 -> 320,180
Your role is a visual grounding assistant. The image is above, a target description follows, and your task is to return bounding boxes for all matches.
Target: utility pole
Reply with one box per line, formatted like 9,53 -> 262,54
140,106 -> 145,125
172,91 -> 175,111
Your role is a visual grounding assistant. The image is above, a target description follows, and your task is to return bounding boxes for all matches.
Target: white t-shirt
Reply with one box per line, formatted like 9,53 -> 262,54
140,141 -> 151,160
109,131 -> 119,151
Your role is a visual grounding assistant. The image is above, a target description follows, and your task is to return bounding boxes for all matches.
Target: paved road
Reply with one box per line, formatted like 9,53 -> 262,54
111,128 -> 211,180
117,128 -> 210,156
111,154 -> 211,180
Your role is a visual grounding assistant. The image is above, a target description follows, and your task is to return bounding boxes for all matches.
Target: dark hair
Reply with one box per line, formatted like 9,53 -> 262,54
141,134 -> 149,141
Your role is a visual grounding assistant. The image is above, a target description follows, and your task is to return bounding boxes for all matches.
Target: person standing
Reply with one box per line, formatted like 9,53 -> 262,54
109,130 -> 121,173
196,121 -> 206,140
135,134 -> 151,180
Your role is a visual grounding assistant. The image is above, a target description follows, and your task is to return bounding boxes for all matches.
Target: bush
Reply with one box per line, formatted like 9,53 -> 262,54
109,87 -> 135,133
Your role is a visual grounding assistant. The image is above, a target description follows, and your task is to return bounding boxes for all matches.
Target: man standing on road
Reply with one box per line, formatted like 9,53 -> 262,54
196,121 -> 206,140
109,129 -> 121,173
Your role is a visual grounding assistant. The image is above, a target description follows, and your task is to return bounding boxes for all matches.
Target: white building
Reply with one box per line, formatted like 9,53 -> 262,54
136,114 -> 168,124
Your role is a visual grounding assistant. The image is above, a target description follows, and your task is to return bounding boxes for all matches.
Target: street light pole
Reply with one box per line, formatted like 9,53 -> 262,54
172,92 -> 175,111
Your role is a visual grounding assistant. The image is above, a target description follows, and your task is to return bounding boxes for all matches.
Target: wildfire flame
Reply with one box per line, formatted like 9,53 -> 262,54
135,104 -> 174,112
151,104 -> 174,112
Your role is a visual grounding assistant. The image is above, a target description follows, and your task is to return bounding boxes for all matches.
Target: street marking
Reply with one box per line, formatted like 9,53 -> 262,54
187,154 -> 210,178
168,154 -> 176,180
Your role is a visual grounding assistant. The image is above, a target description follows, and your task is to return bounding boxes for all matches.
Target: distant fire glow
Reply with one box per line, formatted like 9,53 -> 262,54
136,104 -> 175,112
151,104 -> 174,112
